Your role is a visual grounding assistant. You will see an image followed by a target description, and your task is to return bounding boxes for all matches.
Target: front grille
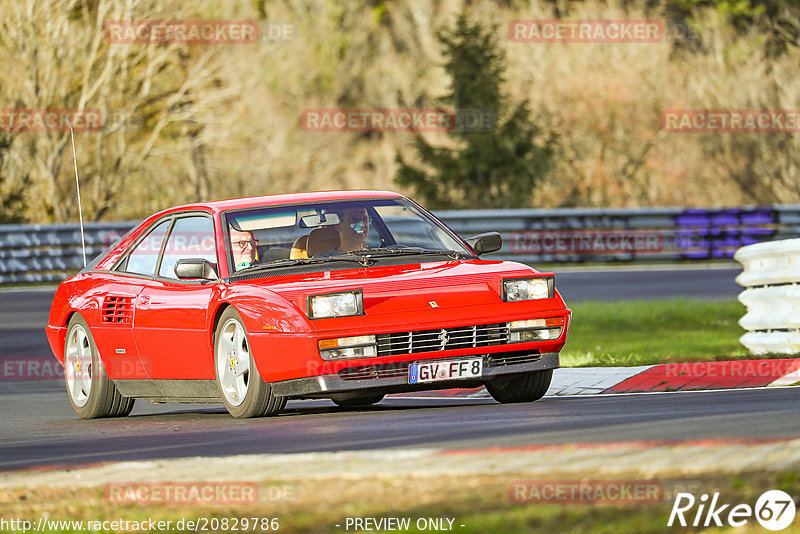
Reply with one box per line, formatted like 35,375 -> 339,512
101,296 -> 132,324
376,323 -> 509,357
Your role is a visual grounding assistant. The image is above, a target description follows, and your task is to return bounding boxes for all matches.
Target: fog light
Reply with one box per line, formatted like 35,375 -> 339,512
509,329 -> 561,342
318,335 -> 377,360
508,317 -> 564,330
507,317 -> 564,343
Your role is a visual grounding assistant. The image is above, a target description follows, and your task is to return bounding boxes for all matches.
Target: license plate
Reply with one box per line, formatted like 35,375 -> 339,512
409,358 -> 483,384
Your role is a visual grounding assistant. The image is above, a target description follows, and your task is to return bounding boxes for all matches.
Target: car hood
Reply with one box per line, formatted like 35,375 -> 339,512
244,259 -> 547,314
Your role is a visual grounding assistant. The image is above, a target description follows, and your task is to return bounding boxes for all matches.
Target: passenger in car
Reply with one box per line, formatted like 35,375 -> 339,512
314,207 -> 370,257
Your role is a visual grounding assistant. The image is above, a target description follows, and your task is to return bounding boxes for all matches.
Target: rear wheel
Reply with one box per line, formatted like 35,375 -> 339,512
214,307 -> 285,418
485,369 -> 553,404
332,394 -> 385,407
64,315 -> 134,419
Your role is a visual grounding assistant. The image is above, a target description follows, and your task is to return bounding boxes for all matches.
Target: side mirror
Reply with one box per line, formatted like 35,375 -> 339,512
175,259 -> 218,281
466,232 -> 503,255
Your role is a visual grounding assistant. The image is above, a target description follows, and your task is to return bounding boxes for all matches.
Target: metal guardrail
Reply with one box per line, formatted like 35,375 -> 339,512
442,205 -> 795,263
0,222 -> 134,284
1,205 -> 798,284
735,239 -> 800,355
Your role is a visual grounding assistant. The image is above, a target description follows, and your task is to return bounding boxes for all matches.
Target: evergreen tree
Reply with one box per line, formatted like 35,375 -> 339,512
395,14 -> 557,209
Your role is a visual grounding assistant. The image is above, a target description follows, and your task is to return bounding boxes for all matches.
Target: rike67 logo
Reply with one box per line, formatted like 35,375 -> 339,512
669,490 -> 796,531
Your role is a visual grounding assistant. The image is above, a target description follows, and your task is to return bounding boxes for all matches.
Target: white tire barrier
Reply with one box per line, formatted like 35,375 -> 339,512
735,239 -> 800,354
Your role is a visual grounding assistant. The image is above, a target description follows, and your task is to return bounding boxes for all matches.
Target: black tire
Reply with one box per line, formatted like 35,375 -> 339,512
214,307 -> 286,418
485,369 -> 553,404
109,395 -> 136,417
63,314 -> 134,419
332,394 -> 385,407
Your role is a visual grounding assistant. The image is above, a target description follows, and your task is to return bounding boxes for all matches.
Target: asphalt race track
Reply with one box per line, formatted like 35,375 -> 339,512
1,387 -> 800,471
4,265 -> 789,473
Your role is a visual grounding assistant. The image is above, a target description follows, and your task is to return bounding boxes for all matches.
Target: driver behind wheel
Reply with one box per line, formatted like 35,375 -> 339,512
230,228 -> 257,270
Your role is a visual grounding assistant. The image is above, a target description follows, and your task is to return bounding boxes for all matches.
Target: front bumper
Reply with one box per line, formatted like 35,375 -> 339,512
45,325 -> 67,363
271,352 -> 559,397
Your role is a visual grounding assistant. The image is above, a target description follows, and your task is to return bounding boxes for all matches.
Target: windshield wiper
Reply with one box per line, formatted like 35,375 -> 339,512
235,255 -> 373,275
323,254 -> 376,267
347,248 -> 466,260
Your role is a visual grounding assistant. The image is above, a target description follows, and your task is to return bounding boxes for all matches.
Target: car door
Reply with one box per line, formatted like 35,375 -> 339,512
93,219 -> 172,383
132,214 -> 218,382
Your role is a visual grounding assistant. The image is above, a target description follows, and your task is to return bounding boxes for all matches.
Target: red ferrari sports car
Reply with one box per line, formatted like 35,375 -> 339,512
46,190 -> 571,418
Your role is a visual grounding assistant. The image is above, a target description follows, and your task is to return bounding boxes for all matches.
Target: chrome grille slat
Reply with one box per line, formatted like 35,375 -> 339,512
376,323 -> 509,356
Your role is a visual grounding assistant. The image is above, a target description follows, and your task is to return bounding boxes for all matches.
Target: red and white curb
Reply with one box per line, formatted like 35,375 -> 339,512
390,358 -> 800,399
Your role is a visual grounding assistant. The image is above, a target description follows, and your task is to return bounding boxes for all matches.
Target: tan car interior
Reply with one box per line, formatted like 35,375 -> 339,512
290,226 -> 340,259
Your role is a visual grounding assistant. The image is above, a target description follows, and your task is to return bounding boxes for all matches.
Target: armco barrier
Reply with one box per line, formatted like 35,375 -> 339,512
0,222 -> 135,284
735,238 -> 800,354
0,205 -> 796,284
440,206 -> 783,264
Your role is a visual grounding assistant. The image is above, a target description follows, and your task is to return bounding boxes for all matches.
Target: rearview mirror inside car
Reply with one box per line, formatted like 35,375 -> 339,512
300,213 -> 340,228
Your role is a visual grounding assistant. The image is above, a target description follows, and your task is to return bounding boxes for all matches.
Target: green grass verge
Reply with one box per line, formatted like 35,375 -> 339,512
560,298 -> 757,367
4,472 -> 798,533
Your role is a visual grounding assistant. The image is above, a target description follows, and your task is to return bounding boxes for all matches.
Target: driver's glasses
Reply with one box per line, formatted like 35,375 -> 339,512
347,215 -> 369,224
236,239 -> 254,251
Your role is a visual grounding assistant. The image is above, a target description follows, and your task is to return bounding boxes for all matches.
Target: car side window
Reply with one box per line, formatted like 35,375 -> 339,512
122,221 -> 170,276
158,216 -> 217,279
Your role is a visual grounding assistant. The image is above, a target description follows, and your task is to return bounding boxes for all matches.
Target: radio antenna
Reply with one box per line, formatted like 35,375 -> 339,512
69,123 -> 87,267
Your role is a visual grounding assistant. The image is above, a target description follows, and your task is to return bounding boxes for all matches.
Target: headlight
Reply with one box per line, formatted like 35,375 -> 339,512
308,290 -> 363,319
318,335 -> 377,360
503,277 -> 554,301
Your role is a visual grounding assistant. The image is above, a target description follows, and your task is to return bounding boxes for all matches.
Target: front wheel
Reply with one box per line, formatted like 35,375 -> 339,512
214,307 -> 285,418
64,315 -> 135,419
485,369 -> 553,404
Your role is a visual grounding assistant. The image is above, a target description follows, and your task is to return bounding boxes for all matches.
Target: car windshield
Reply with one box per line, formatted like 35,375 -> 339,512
222,198 -> 472,273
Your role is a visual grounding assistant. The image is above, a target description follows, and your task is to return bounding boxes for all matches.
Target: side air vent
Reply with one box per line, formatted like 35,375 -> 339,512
102,296 -> 132,324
